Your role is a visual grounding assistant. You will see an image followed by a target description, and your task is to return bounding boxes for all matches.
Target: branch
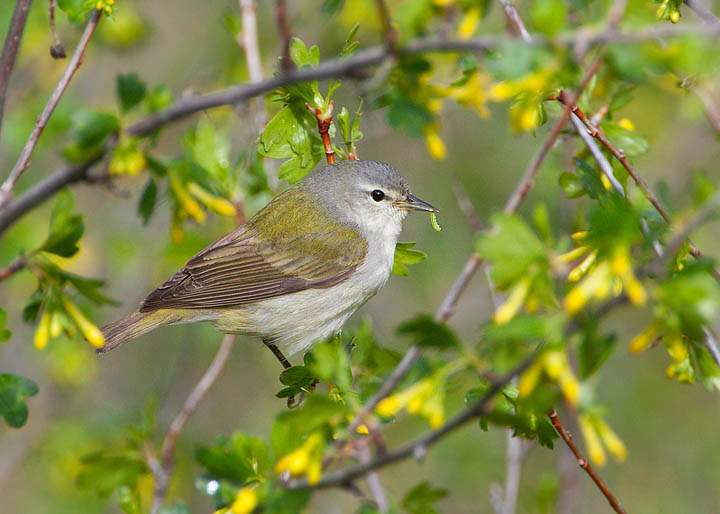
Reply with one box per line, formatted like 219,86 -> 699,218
307,101 -> 335,164
275,0 -> 293,72
4,25 -> 720,236
548,410 -> 627,514
375,0 -> 397,52
0,256 -> 26,282
292,354 -> 538,490
684,0 -> 720,24
0,9 -> 102,207
553,91 -> 720,282
498,0 -> 533,43
148,335 -> 235,514
503,52 -> 604,214
0,0 -> 33,140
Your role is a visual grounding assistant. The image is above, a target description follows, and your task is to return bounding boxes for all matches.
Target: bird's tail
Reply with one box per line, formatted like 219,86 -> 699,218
97,310 -> 176,354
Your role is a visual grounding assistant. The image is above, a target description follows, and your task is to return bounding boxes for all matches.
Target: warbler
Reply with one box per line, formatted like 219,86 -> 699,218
98,160 -> 437,360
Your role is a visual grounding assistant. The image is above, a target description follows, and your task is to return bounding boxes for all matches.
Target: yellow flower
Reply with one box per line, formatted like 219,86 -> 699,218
62,296 -> 105,348
489,71 -> 551,102
568,249 -> 598,283
376,375 -> 446,428
579,414 -> 607,467
275,432 -> 324,483
187,182 -> 236,217
34,309 -> 51,350
457,7 -> 480,40
169,172 -> 206,224
356,424 -> 369,435
447,72 -> 490,118
595,419 -> 627,462
493,277 -> 530,324
376,395 -> 402,418
517,361 -> 542,397
629,322 -> 659,353
231,486 -> 258,514
617,118 -> 635,131
424,125 -> 447,160
542,351 -> 580,405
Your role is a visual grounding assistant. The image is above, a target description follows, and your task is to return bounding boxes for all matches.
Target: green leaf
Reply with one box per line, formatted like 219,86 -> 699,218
116,73 -> 147,113
0,374 -> 39,428
341,23 -> 360,58
396,314 -> 460,350
116,485 -> 141,514
138,178 -> 158,225
476,214 -> 547,289
58,0 -> 90,23
158,501 -> 192,514
62,110 -> 120,162
577,326 -> 616,379
40,189 -> 84,257
195,432 -> 270,483
279,366 -> 316,388
530,0 -> 568,36
558,171 -> 586,198
387,99 -> 433,138
691,168 -> 716,207
307,339 -> 353,392
76,451 -> 148,498
289,37 -> 320,67
401,481 -> 448,514
601,121 -> 649,157
144,84 -> 174,113
573,158 -> 605,200
392,241 -> 427,276
483,314 -> 566,344
0,308 -> 11,343
188,118 -> 231,182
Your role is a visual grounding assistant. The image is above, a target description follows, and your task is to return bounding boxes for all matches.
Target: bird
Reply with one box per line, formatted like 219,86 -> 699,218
98,160 -> 437,366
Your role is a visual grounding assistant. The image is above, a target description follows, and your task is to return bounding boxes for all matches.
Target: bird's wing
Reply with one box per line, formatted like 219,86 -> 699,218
139,190 -> 367,311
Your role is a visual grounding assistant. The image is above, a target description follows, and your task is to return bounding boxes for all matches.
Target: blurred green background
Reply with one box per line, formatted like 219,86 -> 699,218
1,0 -> 720,512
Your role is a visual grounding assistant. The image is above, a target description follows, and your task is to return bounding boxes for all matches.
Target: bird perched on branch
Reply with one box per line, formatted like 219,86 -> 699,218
98,160 -> 437,366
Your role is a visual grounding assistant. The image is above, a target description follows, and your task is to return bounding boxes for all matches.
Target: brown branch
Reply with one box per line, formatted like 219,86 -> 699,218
0,256 -> 26,282
48,0 -> 66,59
275,0 -> 293,72
148,335 -> 235,514
497,0 -> 533,43
0,0 -> 33,140
375,0 -> 397,52
684,0 -> 720,24
292,354 -> 539,490
3,26 -> 720,236
307,101 -> 335,164
0,8 -> 102,207
504,52 -> 604,214
548,410 -> 627,514
553,90 -> 720,282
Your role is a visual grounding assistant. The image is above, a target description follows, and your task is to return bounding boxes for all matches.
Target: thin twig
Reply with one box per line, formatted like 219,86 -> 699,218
307,101 -> 335,164
148,335 -> 235,514
504,52 -> 604,214
375,0 -> 397,51
548,410 -> 627,514
275,0 -> 293,72
0,256 -> 26,282
0,0 -> 33,140
48,0 -> 66,59
3,26 -> 720,235
498,0 -> 533,43
554,90 -> 720,282
292,354 -> 539,490
684,0 -> 720,24
359,446 -> 389,512
0,9 -> 102,207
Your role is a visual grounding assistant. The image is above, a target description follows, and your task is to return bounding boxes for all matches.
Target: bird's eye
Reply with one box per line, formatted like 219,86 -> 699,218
371,189 -> 385,202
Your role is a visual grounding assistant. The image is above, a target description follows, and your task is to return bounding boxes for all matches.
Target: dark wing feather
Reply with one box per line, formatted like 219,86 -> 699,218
139,189 -> 367,311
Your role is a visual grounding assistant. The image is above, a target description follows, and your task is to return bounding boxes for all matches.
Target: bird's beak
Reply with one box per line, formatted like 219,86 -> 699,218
394,193 -> 439,213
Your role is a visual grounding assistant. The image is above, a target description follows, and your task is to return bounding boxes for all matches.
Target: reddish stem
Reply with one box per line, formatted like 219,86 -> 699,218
307,101 -> 335,164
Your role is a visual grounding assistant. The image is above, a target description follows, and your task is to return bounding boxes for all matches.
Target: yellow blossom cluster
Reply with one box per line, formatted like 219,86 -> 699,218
518,350 -> 580,405
213,486 -> 258,514
631,324 -> 695,384
95,0 -> 115,16
34,297 -> 105,350
274,432 -> 324,485
578,414 -> 627,467
376,375 -> 446,428
562,242 -> 646,315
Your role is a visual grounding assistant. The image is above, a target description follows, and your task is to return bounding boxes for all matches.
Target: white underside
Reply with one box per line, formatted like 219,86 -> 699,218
211,210 -> 404,354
